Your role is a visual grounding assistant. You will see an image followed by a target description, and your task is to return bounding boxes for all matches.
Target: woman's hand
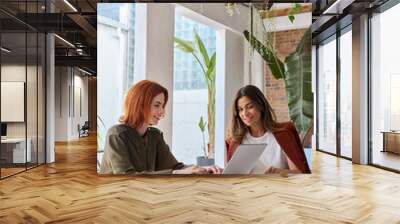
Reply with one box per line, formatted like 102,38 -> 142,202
203,165 -> 223,174
172,166 -> 208,174
264,166 -> 298,176
265,166 -> 284,174
172,165 -> 223,174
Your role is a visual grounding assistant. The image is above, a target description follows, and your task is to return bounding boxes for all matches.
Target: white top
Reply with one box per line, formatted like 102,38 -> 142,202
242,131 -> 289,174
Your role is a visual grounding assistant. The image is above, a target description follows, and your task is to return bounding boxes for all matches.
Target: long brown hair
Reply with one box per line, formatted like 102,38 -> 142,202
120,80 -> 168,129
228,85 -> 278,142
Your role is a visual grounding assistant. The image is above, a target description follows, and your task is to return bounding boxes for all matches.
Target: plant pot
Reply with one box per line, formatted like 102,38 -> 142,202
196,156 -> 214,166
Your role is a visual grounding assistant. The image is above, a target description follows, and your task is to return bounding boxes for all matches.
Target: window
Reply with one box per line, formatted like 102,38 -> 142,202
0,1 -> 46,179
339,28 -> 352,158
390,74 -> 400,130
97,4 -> 136,162
371,3 -> 400,171
172,14 -> 216,164
97,4 -> 124,22
317,36 -> 337,155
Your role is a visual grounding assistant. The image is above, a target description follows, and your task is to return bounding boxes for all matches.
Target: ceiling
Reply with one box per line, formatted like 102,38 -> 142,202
0,0 -> 98,74
0,0 -> 395,75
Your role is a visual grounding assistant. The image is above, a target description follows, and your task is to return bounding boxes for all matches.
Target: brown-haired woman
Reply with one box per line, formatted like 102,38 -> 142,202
100,80 -> 222,175
226,85 -> 311,174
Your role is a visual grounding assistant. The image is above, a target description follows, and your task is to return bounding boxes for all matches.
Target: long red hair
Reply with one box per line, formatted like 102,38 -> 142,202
120,80 -> 168,128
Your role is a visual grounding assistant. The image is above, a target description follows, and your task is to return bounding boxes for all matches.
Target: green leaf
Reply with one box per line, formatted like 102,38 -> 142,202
175,31 -> 217,149
288,3 -> 301,23
283,29 -> 313,134
243,30 -> 286,79
198,116 -> 206,132
293,3 -> 301,12
205,53 -> 216,82
194,30 -> 210,67
174,37 -> 195,53
288,14 -> 295,23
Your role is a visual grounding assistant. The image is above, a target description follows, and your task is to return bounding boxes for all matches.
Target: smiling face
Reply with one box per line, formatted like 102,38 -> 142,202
147,93 -> 166,126
237,96 -> 262,128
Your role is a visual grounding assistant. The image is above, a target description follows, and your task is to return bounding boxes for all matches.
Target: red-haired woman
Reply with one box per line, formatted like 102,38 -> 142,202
226,85 -> 311,174
100,80 -> 222,175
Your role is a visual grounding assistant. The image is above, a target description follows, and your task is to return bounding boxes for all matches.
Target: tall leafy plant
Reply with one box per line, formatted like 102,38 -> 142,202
244,28 -> 313,138
198,116 -> 208,157
174,30 -> 216,157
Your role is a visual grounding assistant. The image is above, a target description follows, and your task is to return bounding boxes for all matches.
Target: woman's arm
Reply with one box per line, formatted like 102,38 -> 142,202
286,156 -> 301,173
155,132 -> 185,171
265,157 -> 300,174
103,133 -> 135,174
102,133 -> 182,175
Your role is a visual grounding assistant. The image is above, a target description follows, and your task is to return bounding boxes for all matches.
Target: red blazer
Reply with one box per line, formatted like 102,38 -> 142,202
225,122 -> 311,174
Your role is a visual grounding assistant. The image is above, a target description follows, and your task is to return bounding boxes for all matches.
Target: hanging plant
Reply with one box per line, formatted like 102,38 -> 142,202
288,3 -> 302,23
224,3 -> 240,16
243,3 -> 313,143
244,28 -> 313,140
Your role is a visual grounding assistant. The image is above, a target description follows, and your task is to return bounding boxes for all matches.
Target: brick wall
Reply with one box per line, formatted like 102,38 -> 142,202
265,28 -> 309,123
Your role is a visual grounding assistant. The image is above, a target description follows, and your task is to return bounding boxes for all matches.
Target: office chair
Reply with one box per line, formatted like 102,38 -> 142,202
79,121 -> 90,138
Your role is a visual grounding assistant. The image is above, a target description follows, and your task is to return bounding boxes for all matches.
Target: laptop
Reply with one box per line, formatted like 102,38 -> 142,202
223,144 -> 267,174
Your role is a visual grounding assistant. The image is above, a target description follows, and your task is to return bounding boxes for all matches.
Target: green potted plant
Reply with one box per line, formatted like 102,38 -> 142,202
174,30 -> 216,161
197,116 -> 214,166
244,28 -> 313,145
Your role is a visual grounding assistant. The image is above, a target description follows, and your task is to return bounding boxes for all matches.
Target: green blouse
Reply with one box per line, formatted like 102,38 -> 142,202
99,124 -> 184,175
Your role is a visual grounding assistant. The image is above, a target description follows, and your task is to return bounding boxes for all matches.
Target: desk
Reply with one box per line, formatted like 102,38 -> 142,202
381,131 -> 400,154
1,138 -> 31,163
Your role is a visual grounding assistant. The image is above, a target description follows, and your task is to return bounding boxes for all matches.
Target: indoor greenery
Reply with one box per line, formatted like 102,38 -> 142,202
174,30 -> 216,158
241,3 -> 313,144
198,116 -> 208,157
244,28 -> 313,139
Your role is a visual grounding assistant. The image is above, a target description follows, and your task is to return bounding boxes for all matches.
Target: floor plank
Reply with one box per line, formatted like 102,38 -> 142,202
1,135 -> 400,223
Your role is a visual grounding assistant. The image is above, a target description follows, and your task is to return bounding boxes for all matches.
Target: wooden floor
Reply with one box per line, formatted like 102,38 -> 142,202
1,167 -> 26,178
372,150 -> 400,171
1,135 -> 400,223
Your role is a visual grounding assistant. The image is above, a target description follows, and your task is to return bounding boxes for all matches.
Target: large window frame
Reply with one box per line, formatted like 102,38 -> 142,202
316,25 -> 353,161
172,12 -> 217,165
368,0 -> 400,173
0,2 -> 47,180
339,25 -> 353,159
315,0 -> 400,174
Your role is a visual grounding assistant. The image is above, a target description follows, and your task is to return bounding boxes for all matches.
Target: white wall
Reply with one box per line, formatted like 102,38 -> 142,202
352,14 -> 369,164
215,29 -> 245,167
264,12 -> 312,32
55,67 -> 68,140
134,3 -> 176,146
73,73 -> 89,137
175,3 -> 249,35
1,65 -> 26,134
1,63 -> 46,163
46,4 -> 56,163
97,15 -> 128,145
1,82 -> 24,122
312,45 -> 317,151
1,65 -> 36,137
54,67 -> 89,141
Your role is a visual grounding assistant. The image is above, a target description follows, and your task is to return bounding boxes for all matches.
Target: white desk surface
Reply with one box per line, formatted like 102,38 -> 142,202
1,138 -> 27,144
